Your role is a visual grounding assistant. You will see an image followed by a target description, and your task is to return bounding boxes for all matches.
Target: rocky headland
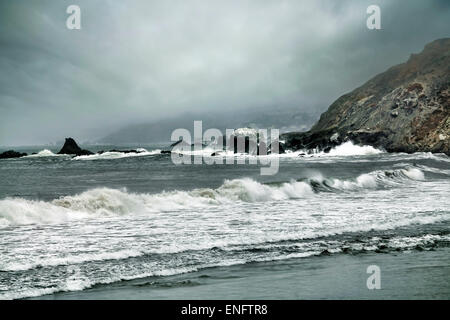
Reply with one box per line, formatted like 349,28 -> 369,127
282,38 -> 450,155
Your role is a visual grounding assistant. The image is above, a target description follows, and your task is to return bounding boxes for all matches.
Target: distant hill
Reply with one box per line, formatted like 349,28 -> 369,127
283,38 -> 450,155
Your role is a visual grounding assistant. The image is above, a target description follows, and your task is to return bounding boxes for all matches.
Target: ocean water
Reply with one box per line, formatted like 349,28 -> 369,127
0,143 -> 449,299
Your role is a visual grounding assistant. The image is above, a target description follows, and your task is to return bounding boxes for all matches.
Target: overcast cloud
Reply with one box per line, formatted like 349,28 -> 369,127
0,0 -> 449,145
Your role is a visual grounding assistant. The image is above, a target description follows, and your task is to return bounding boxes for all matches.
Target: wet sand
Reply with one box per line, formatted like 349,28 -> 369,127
34,247 -> 450,300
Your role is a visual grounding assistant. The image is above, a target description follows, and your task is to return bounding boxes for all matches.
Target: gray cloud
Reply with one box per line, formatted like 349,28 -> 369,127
0,0 -> 449,145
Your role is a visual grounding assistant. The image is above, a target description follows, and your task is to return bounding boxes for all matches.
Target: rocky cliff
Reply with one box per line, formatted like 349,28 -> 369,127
282,38 -> 450,155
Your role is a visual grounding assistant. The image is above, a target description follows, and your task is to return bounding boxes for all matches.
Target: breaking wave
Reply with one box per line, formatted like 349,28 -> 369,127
318,167 -> 425,191
172,141 -> 383,158
0,167 -> 427,227
268,141 -> 384,159
73,148 -> 161,160
2,232 -> 449,300
0,265 -> 200,300
287,141 -> 383,158
24,149 -> 64,158
325,141 -> 383,156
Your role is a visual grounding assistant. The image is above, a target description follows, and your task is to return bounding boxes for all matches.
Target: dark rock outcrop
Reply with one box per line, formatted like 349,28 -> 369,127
227,128 -> 284,155
170,129 -> 284,155
98,149 -> 145,154
228,135 -> 254,154
170,139 -> 205,150
282,38 -> 450,155
170,139 -> 186,148
57,138 -> 93,156
0,150 -> 27,159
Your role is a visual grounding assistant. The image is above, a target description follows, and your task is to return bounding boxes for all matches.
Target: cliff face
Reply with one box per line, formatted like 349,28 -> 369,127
283,38 -> 450,155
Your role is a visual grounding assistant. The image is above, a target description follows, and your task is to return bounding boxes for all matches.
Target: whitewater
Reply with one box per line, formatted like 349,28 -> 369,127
0,142 -> 449,299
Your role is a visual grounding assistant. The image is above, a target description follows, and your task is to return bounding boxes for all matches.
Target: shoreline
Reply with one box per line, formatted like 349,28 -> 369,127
31,247 -> 450,300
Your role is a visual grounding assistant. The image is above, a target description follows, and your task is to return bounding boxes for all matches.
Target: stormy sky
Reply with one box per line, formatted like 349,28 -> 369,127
0,0 -> 449,146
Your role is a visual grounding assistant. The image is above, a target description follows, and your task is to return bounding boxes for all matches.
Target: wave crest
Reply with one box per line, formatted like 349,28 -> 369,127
73,149 -> 161,160
24,149 -> 63,158
0,167 -> 426,227
326,141 -> 383,156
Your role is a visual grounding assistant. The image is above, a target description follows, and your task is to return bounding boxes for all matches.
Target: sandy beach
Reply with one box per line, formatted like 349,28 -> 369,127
32,247 -> 450,300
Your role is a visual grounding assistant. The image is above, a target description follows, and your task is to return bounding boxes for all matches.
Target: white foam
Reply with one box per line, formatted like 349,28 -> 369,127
401,168 -> 425,181
356,174 -> 378,188
24,149 -> 64,158
1,249 -> 144,272
0,265 -> 201,300
171,146 -> 222,156
215,178 -> 314,202
73,149 -> 161,160
309,167 -> 425,191
263,141 -> 383,158
172,140 -> 384,159
329,173 -> 378,190
325,141 -> 383,157
0,166 -> 426,227
0,179 -> 314,227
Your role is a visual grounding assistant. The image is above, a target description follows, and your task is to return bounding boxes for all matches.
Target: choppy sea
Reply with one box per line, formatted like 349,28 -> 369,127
0,142 -> 449,299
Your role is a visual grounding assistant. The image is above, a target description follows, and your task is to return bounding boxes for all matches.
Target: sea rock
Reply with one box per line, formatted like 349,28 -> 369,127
170,139 -> 186,148
170,139 -> 203,151
228,129 -> 257,154
282,129 -> 343,152
57,138 -> 93,156
323,146 -> 332,153
101,149 -> 144,154
0,150 -> 27,159
282,38 -> 450,155
228,128 -> 278,155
